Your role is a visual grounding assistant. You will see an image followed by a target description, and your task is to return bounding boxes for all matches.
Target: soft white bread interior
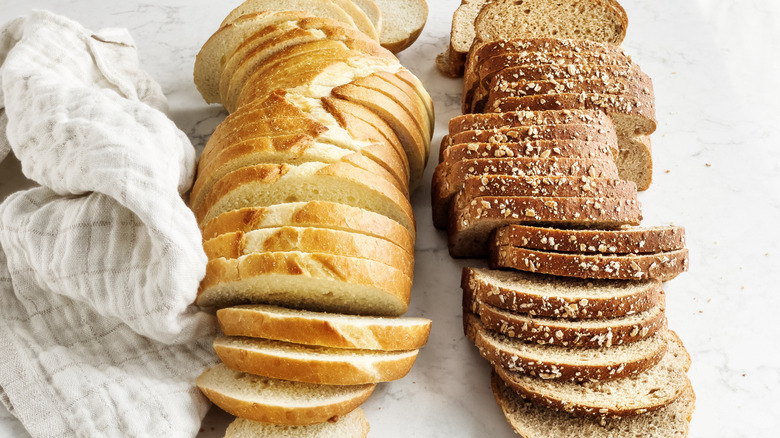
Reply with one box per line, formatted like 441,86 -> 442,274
224,407 -> 370,438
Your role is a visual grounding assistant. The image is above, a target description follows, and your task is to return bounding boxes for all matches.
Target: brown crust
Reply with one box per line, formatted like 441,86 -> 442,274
448,194 -> 642,258
196,364 -> 376,425
461,267 -> 665,319
448,109 -> 614,137
493,224 -> 687,254
491,246 -> 690,281
217,304 -> 431,350
439,140 -> 616,165
202,226 -> 414,276
466,313 -> 666,382
200,202 -> 415,251
214,337 -> 419,384
196,252 -> 411,314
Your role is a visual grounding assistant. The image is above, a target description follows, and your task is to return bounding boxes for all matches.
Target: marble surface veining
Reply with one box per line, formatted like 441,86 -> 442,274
1,0 -> 779,437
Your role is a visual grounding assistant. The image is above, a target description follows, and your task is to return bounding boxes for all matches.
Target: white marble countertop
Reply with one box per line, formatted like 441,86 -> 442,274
1,0 -> 779,437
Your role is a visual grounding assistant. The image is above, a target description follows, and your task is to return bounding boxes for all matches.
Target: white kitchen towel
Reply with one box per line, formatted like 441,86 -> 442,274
0,11 -> 219,438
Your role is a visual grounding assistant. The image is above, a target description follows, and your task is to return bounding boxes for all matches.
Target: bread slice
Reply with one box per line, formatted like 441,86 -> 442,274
224,407 -> 370,438
473,0 -> 628,45
329,0 -> 380,40
477,300 -> 666,347
448,109 -> 614,137
491,373 -> 695,438
214,336 -> 419,384
372,0 -> 428,52
200,202 -> 415,252
461,268 -> 664,319
219,0 -> 358,32
202,226 -> 414,276
436,0 -> 489,77
352,0 -> 382,33
193,162 -> 415,233
465,313 -> 667,382
391,69 -> 435,131
443,124 -> 620,152
217,304 -> 431,350
491,246 -> 690,282
493,225 -> 687,254
494,330 -> 691,417
439,140 -> 615,165
197,251 -> 410,315
196,363 -> 375,425
448,193 -> 642,258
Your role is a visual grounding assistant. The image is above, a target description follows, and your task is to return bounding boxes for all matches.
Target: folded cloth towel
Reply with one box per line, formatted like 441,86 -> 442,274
0,11 -> 218,438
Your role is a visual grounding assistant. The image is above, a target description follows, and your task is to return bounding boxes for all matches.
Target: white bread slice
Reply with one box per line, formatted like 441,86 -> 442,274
473,0 -> 628,45
329,0 -> 380,40
491,373 -> 695,438
224,407 -> 370,438
493,225 -> 686,254
494,330 -> 691,417
478,300 -> 666,348
217,304 -> 431,350
372,0 -> 428,53
197,251 -> 410,315
490,246 -> 690,282
461,268 -> 664,319
202,226 -> 414,276
448,194 -> 642,258
193,161 -> 415,233
351,0 -> 382,33
200,202 -> 415,251
219,0 -> 358,32
465,313 -> 667,382
196,363 -> 375,425
214,336 -> 419,384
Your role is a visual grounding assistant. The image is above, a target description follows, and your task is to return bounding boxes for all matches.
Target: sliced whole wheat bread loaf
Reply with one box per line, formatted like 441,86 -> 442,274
491,373 -> 695,438
491,246 -> 690,281
196,363 -> 375,425
224,407 -> 370,438
494,330 -> 691,417
217,304 -> 431,350
461,268 -> 664,319
214,336 -> 419,384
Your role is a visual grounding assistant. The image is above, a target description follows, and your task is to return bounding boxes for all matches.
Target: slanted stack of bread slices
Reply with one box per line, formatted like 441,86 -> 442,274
437,0 -> 696,436
190,1 -> 432,435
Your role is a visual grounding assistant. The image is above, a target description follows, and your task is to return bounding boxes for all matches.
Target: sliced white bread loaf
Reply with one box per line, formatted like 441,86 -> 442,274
217,304 -> 431,350
493,225 -> 686,254
224,407 -> 370,438
196,363 -> 375,425
200,202 -> 415,251
197,251 -> 410,315
439,140 -> 616,165
491,246 -> 690,282
473,0 -> 628,45
371,0 -> 428,53
448,194 -> 642,258
491,373 -> 695,438
203,226 -> 414,276
465,313 -> 667,382
214,336 -> 419,384
477,300 -> 666,348
494,330 -> 691,417
461,268 -> 664,319
193,162 -> 415,233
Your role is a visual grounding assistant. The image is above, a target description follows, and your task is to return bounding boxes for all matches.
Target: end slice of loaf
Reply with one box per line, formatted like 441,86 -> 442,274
197,251 -> 410,316
462,268 -> 664,319
217,304 -> 431,350
224,407 -> 370,438
491,246 -> 690,282
491,373 -> 695,438
214,336 -> 419,384
493,225 -> 686,254
494,330 -> 691,417
196,363 -> 375,425
372,0 -> 428,53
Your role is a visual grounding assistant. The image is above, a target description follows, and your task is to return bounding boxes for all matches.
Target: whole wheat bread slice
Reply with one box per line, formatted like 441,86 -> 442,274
439,140 -> 615,165
494,330 -> 691,417
491,246 -> 690,282
196,363 -> 375,425
461,268 -> 664,319
197,251 -> 410,316
214,336 -> 418,384
435,0 -> 489,77
465,313 -> 667,382
448,193 -> 642,258
217,304 -> 431,350
491,373 -> 695,438
493,225 -> 686,254
224,407 -> 370,438
448,109 -> 615,137
443,124 -> 619,152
